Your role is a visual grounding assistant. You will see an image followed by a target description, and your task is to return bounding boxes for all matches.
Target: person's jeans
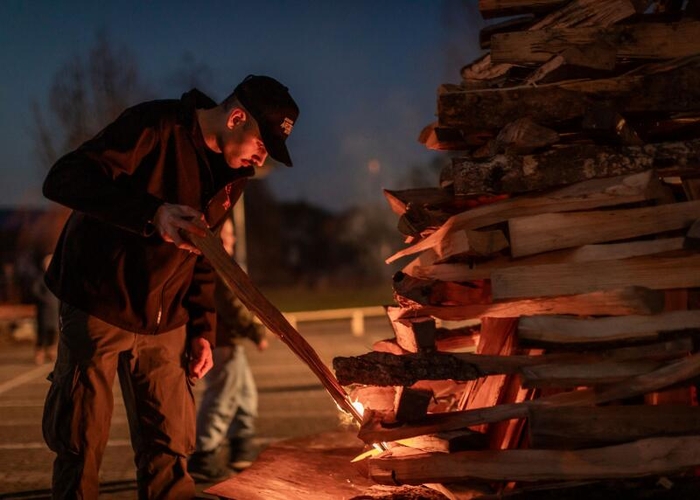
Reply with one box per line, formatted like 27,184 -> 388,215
195,344 -> 258,453
42,302 -> 196,499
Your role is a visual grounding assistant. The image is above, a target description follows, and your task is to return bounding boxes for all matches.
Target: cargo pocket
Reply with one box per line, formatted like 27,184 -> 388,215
42,363 -> 81,455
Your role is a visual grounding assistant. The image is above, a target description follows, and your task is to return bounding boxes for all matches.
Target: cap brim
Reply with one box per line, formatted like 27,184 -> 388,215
261,129 -> 293,167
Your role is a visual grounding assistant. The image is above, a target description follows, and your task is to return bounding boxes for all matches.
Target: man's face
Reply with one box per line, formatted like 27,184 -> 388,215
220,111 -> 268,169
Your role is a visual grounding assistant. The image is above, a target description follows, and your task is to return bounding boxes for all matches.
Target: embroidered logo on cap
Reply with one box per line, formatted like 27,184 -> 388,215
280,117 -> 294,136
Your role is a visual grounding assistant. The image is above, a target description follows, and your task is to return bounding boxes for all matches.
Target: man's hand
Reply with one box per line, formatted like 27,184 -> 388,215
189,337 -> 213,380
153,203 -> 207,253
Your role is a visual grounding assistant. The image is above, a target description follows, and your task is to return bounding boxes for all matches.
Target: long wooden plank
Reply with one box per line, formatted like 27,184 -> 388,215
492,254 -> 700,300
508,200 -> 700,258
491,22 -> 700,64
521,360 -> 664,388
387,170 -> 663,263
369,436 -> 700,484
398,287 -> 663,321
188,229 -> 362,424
528,406 -> 700,449
518,309 -> 700,344
357,351 -> 700,443
409,237 -> 685,281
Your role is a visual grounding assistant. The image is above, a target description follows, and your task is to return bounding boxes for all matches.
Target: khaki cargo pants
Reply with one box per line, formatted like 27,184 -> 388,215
43,303 -> 197,499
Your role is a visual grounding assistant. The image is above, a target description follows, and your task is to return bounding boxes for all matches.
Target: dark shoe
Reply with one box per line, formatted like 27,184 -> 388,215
228,437 -> 258,471
188,450 -> 229,482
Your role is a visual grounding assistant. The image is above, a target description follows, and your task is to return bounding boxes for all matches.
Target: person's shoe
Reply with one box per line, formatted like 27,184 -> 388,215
228,437 -> 258,471
188,450 -> 229,482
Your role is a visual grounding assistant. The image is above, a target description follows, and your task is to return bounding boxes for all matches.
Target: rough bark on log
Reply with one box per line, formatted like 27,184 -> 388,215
369,435 -> 700,484
387,170 -> 665,263
518,309 -> 700,344
357,351 -> 700,443
451,139 -> 700,196
528,406 -> 700,449
492,253 -> 700,300
490,22 -> 700,64
442,57 -> 700,130
508,200 -> 700,258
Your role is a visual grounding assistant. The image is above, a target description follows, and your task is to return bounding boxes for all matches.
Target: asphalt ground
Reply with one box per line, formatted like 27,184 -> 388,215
0,316 -> 392,499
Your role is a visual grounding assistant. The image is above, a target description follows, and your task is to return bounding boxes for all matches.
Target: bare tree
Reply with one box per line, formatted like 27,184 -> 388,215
31,31 -> 150,168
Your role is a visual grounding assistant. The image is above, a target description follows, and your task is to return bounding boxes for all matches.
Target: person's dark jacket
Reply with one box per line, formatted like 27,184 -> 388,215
43,89 -> 254,345
214,277 -> 266,348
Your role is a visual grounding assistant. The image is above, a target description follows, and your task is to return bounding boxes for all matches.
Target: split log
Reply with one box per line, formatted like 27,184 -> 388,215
391,316 -> 437,353
528,406 -> 700,449
518,309 -> 700,344
494,118 -> 560,154
393,272 -> 491,307
685,219 -> 700,249
394,387 -> 433,423
397,429 -> 489,453
357,351 -> 700,443
387,170 -> 666,263
430,228 -> 509,259
492,253 -> 700,300
508,200 -> 700,258
490,22 -> 700,64
349,386 -> 396,412
409,237 -> 686,281
451,139 -> 700,196
397,287 -> 664,322
369,435 -> 700,484
383,188 -> 455,217
442,57 -> 700,130
479,15 -> 535,50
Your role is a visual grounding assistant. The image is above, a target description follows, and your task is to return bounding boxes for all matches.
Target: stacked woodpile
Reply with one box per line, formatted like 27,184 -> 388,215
333,1 -> 700,497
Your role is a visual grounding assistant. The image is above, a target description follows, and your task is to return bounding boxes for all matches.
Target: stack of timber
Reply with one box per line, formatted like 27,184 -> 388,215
333,1 -> 700,498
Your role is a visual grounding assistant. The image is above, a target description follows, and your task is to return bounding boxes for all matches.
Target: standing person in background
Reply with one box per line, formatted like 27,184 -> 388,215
31,254 -> 59,365
41,74 -> 298,499
189,217 -> 268,481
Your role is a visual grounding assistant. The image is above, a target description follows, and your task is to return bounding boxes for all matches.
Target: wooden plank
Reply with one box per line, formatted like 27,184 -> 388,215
392,317 -> 436,353
493,253 -> 700,300
453,137 -> 700,196
508,200 -> 700,258
528,405 -> 700,449
491,22 -> 700,64
387,170 -> 665,263
411,237 -> 686,281
394,387 -> 433,423
398,287 -> 664,322
518,309 -> 700,344
521,359 -> 664,388
357,351 -> 700,443
383,187 -> 454,217
368,436 -> 700,484
442,57 -> 700,130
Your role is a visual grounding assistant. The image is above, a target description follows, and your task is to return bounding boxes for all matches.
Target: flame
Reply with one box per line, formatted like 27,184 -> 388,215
351,399 -> 365,417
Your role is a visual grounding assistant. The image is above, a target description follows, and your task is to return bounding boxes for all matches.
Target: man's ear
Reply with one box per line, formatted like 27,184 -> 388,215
226,107 -> 247,130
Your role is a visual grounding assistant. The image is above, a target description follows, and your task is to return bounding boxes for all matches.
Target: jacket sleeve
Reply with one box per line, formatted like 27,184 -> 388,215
183,254 -> 217,346
42,104 -> 165,236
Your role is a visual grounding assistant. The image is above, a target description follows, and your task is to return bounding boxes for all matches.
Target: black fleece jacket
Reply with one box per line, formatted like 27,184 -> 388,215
43,89 -> 254,345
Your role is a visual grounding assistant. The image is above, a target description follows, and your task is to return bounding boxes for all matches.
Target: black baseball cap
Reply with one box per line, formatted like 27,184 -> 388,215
233,75 -> 299,167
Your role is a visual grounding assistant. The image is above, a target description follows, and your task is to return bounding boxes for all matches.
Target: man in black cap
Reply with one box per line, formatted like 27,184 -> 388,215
41,75 -> 299,499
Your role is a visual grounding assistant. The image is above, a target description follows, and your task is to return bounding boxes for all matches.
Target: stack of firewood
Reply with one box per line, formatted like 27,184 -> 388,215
333,1 -> 700,497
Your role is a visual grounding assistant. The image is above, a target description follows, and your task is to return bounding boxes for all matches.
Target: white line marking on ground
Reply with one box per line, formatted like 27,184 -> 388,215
0,364 -> 52,395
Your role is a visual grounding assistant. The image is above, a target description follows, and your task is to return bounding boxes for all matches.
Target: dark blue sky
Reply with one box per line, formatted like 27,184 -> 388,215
1,1 -> 483,211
